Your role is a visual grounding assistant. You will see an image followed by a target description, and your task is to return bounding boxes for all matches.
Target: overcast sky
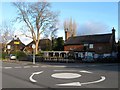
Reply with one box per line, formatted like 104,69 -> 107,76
0,1 -> 119,44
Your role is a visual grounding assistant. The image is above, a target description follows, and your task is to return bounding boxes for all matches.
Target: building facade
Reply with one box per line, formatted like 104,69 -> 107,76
64,28 -> 117,58
24,39 -> 52,54
6,36 -> 25,53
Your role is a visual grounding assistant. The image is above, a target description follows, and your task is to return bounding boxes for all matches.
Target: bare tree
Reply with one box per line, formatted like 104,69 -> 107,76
0,22 -> 14,52
64,18 -> 77,37
13,1 -> 59,54
72,20 -> 77,36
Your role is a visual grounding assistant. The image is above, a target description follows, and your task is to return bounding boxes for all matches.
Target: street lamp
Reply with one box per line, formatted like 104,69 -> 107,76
32,44 -> 36,64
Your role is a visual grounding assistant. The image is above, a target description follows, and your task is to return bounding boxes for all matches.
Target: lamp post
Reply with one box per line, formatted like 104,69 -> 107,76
32,44 -> 36,64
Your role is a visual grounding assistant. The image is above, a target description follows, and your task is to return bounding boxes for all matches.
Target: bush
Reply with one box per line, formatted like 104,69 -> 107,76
36,52 -> 44,56
1,52 -> 8,59
11,51 -> 27,59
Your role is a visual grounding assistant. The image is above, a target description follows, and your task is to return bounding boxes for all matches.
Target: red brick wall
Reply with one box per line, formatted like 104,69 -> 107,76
93,43 -> 112,54
64,43 -> 112,54
64,45 -> 84,51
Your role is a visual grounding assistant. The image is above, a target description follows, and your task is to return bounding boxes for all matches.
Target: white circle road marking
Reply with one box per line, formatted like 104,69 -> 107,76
51,73 -> 81,79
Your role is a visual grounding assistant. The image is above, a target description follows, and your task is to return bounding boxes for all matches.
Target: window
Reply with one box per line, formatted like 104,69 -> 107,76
84,44 -> 88,46
89,44 -> 93,49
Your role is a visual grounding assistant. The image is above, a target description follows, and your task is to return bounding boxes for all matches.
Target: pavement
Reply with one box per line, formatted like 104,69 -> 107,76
1,60 -> 119,89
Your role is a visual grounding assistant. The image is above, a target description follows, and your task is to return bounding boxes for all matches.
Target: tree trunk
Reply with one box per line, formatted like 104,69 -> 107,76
35,40 -> 39,54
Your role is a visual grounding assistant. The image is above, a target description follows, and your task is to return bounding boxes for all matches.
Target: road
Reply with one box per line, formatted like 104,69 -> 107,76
1,61 -> 119,89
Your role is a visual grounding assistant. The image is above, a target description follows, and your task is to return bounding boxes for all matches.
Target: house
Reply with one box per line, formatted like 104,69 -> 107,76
0,43 -> 4,52
6,36 -> 25,53
64,27 -> 117,59
24,39 -> 52,54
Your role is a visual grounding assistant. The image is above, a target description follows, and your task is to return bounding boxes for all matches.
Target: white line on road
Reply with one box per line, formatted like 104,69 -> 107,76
41,65 -> 48,67
24,66 -> 31,68
56,76 -> 106,86
32,66 -> 39,68
4,67 -> 12,69
53,70 -> 92,74
14,66 -> 22,69
29,71 -> 43,83
41,65 -> 66,68
81,76 -> 106,85
79,70 -> 92,73
56,82 -> 81,86
51,65 -> 66,68
54,70 -> 77,72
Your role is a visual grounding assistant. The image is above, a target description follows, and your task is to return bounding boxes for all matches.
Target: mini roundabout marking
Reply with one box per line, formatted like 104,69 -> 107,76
29,70 -> 106,87
51,73 -> 81,79
29,71 -> 43,83
56,76 -> 106,86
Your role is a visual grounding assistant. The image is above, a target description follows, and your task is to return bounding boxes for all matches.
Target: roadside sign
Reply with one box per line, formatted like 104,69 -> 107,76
32,44 -> 36,49
14,41 -> 20,44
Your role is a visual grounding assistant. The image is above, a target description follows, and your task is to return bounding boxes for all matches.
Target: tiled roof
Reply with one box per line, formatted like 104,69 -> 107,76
64,33 -> 112,45
7,38 -> 25,47
26,39 -> 51,46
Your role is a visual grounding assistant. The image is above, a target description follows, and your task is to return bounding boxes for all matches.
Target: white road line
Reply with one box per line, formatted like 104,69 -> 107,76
70,66 -> 80,68
41,65 -> 48,67
56,76 -> 106,86
79,70 -> 92,74
32,66 -> 39,68
54,70 -> 77,72
51,65 -> 66,68
24,66 -> 31,68
4,67 -> 12,69
56,82 -> 81,86
41,65 -> 66,68
53,70 -> 92,74
81,76 -> 106,85
14,66 -> 22,69
91,65 -> 97,66
29,71 -> 43,83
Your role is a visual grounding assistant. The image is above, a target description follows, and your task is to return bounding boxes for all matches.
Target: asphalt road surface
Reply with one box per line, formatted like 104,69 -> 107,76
1,61 -> 119,89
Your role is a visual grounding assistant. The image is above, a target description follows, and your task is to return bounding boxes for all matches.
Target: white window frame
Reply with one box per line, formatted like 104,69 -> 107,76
89,44 -> 93,49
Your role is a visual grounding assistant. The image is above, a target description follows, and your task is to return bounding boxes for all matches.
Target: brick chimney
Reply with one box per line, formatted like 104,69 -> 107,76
65,28 -> 71,41
112,27 -> 116,51
112,27 -> 115,42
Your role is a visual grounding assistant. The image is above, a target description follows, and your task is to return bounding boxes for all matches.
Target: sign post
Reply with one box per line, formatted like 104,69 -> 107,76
32,44 -> 36,64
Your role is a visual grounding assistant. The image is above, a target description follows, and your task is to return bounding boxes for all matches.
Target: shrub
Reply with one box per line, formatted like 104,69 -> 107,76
11,51 -> 27,59
36,52 -> 44,57
1,52 -> 8,59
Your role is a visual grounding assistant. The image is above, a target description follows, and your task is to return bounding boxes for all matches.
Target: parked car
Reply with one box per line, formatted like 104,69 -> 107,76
10,54 -> 16,60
